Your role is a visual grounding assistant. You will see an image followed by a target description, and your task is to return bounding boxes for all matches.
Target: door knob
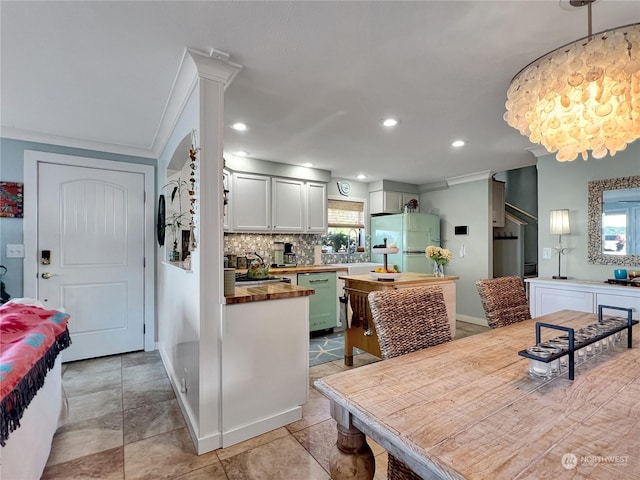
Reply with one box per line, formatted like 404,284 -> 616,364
41,272 -> 53,279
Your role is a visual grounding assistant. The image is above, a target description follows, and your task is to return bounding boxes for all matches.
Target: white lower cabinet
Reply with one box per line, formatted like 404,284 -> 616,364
221,297 -> 309,447
527,278 -> 640,319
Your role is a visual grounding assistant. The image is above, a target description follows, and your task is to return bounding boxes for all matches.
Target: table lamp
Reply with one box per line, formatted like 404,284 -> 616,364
550,209 -> 570,280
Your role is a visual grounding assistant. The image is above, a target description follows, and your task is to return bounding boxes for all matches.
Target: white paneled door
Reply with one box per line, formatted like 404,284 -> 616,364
37,163 -> 145,362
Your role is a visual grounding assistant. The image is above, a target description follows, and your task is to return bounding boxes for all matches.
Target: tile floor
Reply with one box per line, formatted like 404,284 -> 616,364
41,321 -> 489,480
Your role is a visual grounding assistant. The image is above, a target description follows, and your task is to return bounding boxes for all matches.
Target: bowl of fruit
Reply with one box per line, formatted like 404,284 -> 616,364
369,266 -> 402,281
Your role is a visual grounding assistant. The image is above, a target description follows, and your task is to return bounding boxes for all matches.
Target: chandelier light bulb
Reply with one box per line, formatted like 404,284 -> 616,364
504,23 -> 640,162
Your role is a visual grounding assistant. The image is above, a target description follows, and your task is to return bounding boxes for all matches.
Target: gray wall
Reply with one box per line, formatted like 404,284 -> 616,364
537,140 -> 640,281
420,179 -> 492,321
0,137 -> 155,298
500,165 -> 539,267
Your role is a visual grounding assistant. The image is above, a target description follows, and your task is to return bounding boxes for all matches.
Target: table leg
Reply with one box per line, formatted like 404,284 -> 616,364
344,329 -> 354,366
328,423 -> 375,480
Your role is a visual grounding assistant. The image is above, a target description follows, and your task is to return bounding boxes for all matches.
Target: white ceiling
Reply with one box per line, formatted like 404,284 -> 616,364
2,1 -> 639,185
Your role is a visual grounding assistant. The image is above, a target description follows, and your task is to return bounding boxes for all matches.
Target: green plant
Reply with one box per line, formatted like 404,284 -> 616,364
326,232 -> 349,252
163,177 -> 191,253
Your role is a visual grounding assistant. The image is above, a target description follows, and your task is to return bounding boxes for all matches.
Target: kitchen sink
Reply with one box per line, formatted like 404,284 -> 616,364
327,262 -> 383,275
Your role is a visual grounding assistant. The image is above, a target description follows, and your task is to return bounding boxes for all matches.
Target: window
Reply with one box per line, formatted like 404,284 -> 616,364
323,199 -> 365,253
602,211 -> 627,254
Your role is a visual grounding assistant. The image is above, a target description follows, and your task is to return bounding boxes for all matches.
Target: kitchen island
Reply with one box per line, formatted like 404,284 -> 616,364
340,273 -> 458,365
224,281 -> 314,304
221,282 -> 314,447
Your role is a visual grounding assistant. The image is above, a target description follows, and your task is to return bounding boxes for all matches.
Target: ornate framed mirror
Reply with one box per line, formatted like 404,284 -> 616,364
587,175 -> 640,266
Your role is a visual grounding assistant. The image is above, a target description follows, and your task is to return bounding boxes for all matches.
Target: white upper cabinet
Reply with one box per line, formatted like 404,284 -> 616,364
306,182 -> 327,233
223,170 -> 231,231
228,172 -> 327,233
231,173 -> 271,231
272,177 -> 305,232
370,190 -> 407,214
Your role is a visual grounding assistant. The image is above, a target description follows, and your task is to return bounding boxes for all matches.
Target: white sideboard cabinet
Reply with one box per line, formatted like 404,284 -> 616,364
526,278 -> 640,319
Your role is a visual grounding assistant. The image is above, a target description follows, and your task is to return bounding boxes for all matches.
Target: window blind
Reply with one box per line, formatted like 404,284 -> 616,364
327,199 -> 365,228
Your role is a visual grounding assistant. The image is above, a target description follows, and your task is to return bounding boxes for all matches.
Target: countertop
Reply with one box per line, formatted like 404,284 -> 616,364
224,282 -> 315,304
235,265 -> 349,275
339,273 -> 459,285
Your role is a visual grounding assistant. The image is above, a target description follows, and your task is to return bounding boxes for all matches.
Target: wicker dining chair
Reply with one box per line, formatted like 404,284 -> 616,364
368,286 -> 453,480
475,275 -> 531,329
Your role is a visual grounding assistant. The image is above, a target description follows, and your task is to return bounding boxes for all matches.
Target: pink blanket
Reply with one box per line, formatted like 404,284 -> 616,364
0,301 -> 71,446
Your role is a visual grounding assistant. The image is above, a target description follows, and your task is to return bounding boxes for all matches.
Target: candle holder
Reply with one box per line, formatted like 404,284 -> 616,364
518,305 -> 636,380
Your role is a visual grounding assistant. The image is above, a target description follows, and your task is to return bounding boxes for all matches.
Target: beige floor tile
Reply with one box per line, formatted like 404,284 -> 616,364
121,350 -> 161,368
454,321 -> 490,340
122,360 -> 168,385
124,398 -> 185,444
124,427 -> 219,480
123,376 -> 175,411
172,463 -> 229,480
68,387 -> 123,422
216,427 -> 290,462
291,417 -> 337,473
63,368 -> 122,398
373,452 -> 389,480
46,412 -> 123,466
63,355 -> 122,378
286,387 -> 331,433
221,435 -> 329,480
42,446 -> 124,480
349,352 -> 381,368
309,361 -> 346,386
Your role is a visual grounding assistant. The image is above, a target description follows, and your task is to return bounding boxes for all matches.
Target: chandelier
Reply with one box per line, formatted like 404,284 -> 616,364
504,0 -> 640,162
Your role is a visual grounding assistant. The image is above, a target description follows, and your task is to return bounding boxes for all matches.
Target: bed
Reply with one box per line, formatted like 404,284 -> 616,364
0,299 -> 71,479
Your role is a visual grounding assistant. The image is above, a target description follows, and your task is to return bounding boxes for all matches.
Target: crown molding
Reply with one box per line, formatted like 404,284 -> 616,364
445,170 -> 492,186
419,181 -> 448,192
526,145 -> 551,158
0,126 -> 155,159
153,48 -> 243,161
187,48 -> 242,88
152,49 -> 199,160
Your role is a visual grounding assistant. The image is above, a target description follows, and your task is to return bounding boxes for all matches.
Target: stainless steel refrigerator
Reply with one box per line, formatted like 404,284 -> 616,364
370,213 -> 440,273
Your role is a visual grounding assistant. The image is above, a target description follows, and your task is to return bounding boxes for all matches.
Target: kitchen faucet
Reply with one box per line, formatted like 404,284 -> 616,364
347,228 -> 359,263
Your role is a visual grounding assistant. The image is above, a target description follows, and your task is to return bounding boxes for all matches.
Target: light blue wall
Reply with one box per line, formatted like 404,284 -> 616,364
0,138 -> 155,298
537,140 -> 640,281
420,179 -> 492,321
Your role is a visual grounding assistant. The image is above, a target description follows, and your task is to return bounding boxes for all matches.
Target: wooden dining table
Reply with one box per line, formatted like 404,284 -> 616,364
314,310 -> 640,479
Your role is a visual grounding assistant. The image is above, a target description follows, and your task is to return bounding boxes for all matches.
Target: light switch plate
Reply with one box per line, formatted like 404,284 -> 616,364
543,248 -> 552,260
6,244 -> 25,258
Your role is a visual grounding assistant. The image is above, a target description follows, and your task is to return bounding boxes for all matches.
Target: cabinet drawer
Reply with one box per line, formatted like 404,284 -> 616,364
533,287 -> 593,317
596,293 -> 640,319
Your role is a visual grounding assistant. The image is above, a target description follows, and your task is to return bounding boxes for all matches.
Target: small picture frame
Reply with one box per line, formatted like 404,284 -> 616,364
0,181 -> 24,218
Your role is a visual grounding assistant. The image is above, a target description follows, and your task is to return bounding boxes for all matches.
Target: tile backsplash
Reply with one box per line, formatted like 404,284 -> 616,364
224,233 -> 370,265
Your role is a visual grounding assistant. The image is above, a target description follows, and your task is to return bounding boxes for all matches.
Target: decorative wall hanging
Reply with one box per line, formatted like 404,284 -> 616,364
157,194 -> 166,246
188,128 -> 199,250
0,182 -> 24,218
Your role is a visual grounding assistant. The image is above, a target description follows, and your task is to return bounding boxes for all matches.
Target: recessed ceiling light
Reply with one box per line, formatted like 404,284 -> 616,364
231,122 -> 248,131
382,118 -> 399,127
302,162 -> 313,167
356,174 -> 367,180
451,140 -> 465,147
234,151 -> 249,157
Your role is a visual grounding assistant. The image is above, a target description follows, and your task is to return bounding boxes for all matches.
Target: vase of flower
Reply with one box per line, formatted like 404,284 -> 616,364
434,263 -> 444,277
426,245 -> 451,278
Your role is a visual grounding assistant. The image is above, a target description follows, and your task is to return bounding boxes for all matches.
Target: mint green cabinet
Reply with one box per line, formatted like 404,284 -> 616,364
298,272 -> 337,332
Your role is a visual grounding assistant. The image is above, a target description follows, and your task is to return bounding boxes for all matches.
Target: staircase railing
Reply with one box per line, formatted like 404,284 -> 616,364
505,202 -> 537,222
